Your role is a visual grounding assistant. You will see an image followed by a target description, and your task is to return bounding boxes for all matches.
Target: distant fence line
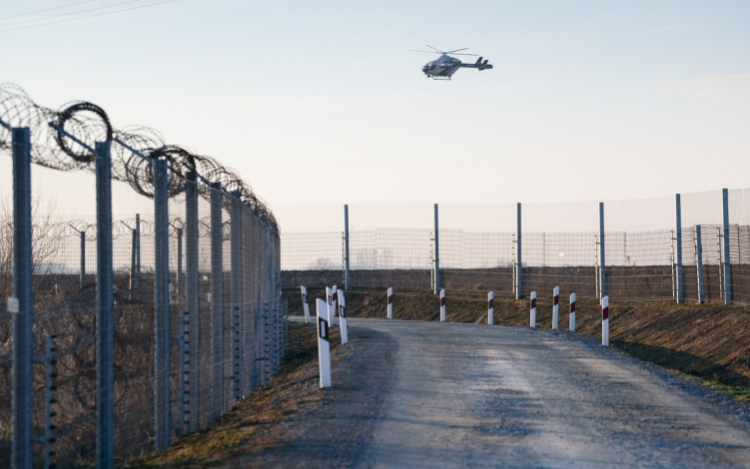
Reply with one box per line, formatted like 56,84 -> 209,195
280,191 -> 750,304
30,216 -> 231,241
1,85 -> 284,469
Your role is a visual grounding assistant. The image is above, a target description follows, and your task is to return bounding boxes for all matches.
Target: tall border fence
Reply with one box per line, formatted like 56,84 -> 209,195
280,191 -> 750,305
0,84 -> 285,468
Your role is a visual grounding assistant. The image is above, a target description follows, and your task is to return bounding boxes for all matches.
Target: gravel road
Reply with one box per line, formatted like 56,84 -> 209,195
254,318 -> 750,468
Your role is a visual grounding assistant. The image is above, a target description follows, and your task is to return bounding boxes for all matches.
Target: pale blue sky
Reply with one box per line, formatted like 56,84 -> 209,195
2,0 -> 749,218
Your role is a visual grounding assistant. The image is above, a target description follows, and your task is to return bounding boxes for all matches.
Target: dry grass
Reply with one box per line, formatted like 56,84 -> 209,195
124,323 -> 339,468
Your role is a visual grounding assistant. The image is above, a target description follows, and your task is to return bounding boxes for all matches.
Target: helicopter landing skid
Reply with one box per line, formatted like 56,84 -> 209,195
430,76 -> 452,80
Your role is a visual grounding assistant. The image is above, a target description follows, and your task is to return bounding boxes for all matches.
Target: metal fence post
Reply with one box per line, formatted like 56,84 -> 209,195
433,203 -> 440,294
230,193 -> 243,402
344,204 -> 350,290
722,188 -> 732,305
79,230 -> 86,289
266,227 -> 273,382
599,202 -> 606,299
718,226 -> 724,300
516,203 -> 522,299
277,232 -> 282,363
242,204 -> 252,397
12,127 -> 33,469
176,227 -> 184,297
252,214 -> 261,392
136,213 -> 141,297
675,194 -> 684,303
95,141 -> 114,469
184,175 -> 200,431
696,225 -> 705,303
210,182 -> 224,423
268,227 -> 276,376
595,234 -> 600,300
153,158 -> 171,450
129,214 -> 142,300
129,220 -> 137,300
176,311 -> 187,432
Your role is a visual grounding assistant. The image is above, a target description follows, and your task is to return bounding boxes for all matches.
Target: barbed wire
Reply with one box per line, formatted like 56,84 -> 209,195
0,83 -> 278,231
55,216 -> 231,240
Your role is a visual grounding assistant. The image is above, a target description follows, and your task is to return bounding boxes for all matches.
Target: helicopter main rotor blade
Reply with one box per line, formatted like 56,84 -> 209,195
451,53 -> 479,56
426,45 -> 445,53
444,47 -> 470,54
410,50 -> 441,53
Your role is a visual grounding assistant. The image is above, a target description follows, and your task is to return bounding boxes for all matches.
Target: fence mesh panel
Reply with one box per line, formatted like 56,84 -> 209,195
0,85 -> 283,468
281,191 -> 750,309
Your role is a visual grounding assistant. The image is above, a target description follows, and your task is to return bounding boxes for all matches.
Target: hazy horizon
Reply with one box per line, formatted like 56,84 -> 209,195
2,0 -> 748,212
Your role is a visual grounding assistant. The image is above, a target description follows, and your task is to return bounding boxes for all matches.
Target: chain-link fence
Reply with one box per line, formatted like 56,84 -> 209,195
279,190 -> 750,306
0,84 -> 285,469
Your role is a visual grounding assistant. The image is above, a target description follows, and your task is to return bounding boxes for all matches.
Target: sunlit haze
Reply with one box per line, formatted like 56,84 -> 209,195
2,0 -> 749,220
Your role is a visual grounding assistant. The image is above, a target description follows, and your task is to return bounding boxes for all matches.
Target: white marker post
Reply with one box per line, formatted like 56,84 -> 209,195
331,285 -> 338,318
552,286 -> 559,330
569,293 -> 576,332
487,291 -> 494,325
315,298 -> 331,388
339,290 -> 348,345
325,287 -> 333,323
530,291 -> 537,328
387,287 -> 393,319
301,286 -> 310,323
440,289 -> 446,322
602,295 -> 610,346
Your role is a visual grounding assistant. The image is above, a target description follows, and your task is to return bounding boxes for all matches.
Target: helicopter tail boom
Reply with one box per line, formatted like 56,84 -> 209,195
458,58 -> 493,71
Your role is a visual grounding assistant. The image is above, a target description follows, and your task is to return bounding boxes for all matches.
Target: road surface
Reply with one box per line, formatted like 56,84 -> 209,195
247,318 -> 750,468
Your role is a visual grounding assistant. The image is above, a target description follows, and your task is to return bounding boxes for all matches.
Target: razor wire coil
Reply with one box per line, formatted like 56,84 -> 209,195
0,83 -> 278,231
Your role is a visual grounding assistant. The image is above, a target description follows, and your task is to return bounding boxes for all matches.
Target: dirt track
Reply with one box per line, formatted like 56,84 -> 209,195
253,318 -> 750,468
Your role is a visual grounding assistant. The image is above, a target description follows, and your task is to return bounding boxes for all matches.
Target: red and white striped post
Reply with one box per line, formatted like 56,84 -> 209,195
440,289 -> 446,322
530,291 -> 537,328
325,287 -> 333,323
552,286 -> 559,330
315,298 -> 331,388
602,295 -> 610,346
387,287 -> 393,319
301,285 -> 310,323
339,290 -> 348,344
487,291 -> 494,325
569,293 -> 576,332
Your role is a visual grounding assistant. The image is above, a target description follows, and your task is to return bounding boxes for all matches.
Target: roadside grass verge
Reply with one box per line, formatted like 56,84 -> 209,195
124,322 -> 338,468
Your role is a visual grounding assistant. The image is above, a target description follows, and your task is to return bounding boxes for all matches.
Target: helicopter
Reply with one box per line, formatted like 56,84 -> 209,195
411,46 -> 493,80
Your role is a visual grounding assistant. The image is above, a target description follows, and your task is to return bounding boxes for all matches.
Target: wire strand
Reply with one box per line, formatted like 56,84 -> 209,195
0,0 -> 148,28
0,0 -> 177,32
0,0 -> 96,21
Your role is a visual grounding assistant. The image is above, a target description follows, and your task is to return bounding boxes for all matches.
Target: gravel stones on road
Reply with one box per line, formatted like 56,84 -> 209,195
255,319 -> 750,468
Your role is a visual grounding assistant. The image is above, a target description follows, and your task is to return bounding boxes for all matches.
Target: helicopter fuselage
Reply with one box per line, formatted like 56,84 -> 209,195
422,55 -> 462,78
422,54 -> 493,80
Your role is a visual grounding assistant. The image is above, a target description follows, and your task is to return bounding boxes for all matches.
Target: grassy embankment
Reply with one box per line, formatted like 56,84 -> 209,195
125,324 -> 339,468
288,287 -> 750,401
